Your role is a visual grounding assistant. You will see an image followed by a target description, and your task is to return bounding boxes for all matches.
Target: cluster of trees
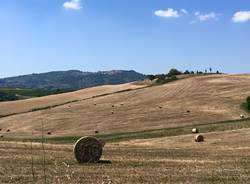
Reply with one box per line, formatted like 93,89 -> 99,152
146,68 -> 221,84
0,91 -> 18,102
183,68 -> 220,75
146,69 -> 182,84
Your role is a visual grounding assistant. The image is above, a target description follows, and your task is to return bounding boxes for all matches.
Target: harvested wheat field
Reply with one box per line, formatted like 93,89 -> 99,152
1,74 -> 250,183
0,128 -> 249,184
0,83 -> 144,117
0,74 -> 250,138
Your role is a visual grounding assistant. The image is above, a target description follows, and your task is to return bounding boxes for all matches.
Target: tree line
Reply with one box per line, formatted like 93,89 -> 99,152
146,68 -> 221,84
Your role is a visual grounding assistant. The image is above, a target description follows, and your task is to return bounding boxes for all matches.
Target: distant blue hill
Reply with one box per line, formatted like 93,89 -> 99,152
0,70 -> 146,90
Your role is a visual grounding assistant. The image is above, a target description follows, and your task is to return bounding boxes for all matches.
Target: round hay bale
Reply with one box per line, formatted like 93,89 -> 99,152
0,128 -> 2,131
192,128 -> 199,134
6,129 -> 10,132
240,114 -> 245,119
47,132 -> 52,135
0,135 -> 3,138
95,130 -> 99,134
195,134 -> 204,142
187,110 -> 190,113
111,111 -> 114,114
73,136 -> 103,163
99,140 -> 106,148
112,105 -> 114,108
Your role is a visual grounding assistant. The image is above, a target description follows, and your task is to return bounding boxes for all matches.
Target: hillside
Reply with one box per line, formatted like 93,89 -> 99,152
0,83 -> 145,117
0,74 -> 250,138
0,70 -> 145,90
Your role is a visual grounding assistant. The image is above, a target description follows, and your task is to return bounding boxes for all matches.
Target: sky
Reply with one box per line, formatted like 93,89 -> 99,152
0,0 -> 250,78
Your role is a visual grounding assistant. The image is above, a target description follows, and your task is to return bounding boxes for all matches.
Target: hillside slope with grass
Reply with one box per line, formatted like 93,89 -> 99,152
0,74 -> 250,138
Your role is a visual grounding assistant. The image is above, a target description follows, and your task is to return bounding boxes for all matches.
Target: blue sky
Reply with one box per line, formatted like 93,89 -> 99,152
0,0 -> 250,77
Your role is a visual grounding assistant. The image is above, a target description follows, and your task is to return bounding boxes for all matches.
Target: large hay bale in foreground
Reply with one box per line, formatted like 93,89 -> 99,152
195,134 -> 204,142
74,136 -> 104,163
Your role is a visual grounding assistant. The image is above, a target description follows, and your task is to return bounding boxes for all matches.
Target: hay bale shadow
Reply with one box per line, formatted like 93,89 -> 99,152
97,160 -> 112,164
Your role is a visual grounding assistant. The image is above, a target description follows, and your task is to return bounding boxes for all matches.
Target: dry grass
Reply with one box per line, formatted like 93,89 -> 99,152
1,74 -> 250,138
0,128 -> 250,184
0,83 -> 144,117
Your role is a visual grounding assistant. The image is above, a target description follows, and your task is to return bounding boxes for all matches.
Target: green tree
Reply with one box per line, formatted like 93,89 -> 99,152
0,91 -> 18,102
167,68 -> 182,77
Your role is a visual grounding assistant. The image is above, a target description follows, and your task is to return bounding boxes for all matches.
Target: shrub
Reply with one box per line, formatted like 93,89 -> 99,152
156,76 -> 177,84
156,76 -> 167,84
146,75 -> 156,81
246,96 -> 250,111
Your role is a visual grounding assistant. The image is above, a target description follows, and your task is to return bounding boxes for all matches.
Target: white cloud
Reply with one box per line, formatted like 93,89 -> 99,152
232,11 -> 250,23
195,12 -> 220,21
154,8 -> 180,18
181,9 -> 188,15
63,0 -> 82,10
195,11 -> 200,16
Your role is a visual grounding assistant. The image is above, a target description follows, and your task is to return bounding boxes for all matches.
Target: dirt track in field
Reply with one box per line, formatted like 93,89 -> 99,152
0,74 -> 250,138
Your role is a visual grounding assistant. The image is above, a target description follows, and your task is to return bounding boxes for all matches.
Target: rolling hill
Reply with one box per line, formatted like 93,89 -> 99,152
0,74 -> 249,138
0,70 -> 145,90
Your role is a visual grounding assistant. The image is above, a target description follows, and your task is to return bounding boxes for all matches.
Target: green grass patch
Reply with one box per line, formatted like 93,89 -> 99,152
0,88 -> 75,101
23,117 -> 250,144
